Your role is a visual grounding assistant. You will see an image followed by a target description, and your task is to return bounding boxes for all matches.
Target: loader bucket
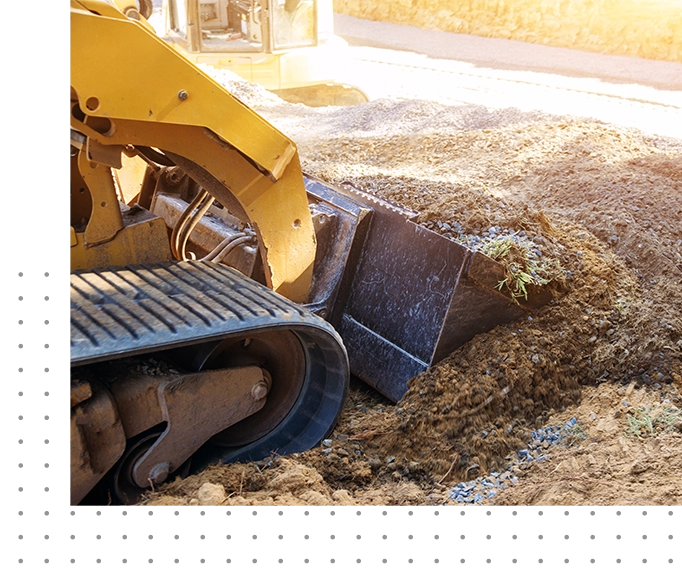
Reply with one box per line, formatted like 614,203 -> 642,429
304,178 -> 551,402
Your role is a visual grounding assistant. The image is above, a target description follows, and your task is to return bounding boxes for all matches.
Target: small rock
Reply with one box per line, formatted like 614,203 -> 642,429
322,439 -> 333,447
196,483 -> 226,505
331,489 -> 355,505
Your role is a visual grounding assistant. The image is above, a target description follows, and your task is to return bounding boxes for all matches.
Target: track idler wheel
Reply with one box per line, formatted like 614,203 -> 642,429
112,431 -> 191,504
192,331 -> 306,447
189,326 -> 349,470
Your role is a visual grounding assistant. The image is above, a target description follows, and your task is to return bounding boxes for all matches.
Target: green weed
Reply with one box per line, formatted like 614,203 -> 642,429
563,423 -> 587,446
625,406 -> 682,438
481,237 -> 563,304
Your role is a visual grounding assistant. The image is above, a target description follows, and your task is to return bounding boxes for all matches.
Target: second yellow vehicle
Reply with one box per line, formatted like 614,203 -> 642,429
152,0 -> 369,106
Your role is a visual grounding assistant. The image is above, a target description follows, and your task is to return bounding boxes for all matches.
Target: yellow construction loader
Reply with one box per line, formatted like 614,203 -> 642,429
71,0 -> 546,504
146,0 -> 368,106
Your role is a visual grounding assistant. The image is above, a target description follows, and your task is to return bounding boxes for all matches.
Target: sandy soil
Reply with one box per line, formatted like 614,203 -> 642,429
140,66 -> 681,507
147,376 -> 682,506
491,381 -> 682,505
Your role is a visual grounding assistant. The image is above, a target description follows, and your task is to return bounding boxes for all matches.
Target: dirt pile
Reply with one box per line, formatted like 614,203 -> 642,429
490,378 -> 682,505
147,437 -> 426,506
272,101 -> 681,484
143,88 -> 682,506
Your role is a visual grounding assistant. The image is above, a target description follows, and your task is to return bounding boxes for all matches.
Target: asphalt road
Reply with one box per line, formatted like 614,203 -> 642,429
334,14 -> 682,139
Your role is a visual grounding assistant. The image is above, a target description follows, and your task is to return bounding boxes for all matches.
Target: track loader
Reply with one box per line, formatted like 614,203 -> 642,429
71,0 -> 547,504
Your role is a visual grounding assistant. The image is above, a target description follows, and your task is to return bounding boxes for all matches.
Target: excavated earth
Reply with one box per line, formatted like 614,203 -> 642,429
143,73 -> 682,507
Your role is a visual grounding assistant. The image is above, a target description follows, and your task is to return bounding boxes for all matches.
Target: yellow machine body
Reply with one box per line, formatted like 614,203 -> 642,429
70,0 -> 356,505
71,0 -> 316,301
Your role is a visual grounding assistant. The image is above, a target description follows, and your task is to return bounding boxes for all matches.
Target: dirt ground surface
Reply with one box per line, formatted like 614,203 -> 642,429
142,63 -> 682,507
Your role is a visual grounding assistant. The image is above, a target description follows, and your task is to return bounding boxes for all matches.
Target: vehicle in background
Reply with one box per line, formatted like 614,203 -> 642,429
160,0 -> 369,106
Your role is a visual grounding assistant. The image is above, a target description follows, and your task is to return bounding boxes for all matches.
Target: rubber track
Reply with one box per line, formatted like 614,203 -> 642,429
71,260 -> 349,471
71,261 -> 317,365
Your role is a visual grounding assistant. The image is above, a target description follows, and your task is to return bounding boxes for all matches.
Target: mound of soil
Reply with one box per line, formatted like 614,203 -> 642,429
143,92 -> 682,506
146,374 -> 682,506
489,379 -> 682,505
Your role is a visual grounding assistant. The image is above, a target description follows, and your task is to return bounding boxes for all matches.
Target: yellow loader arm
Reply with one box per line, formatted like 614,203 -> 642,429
71,0 -> 316,302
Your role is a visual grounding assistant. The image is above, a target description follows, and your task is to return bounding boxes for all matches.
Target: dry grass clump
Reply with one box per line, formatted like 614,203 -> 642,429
480,235 -> 565,303
335,0 -> 682,62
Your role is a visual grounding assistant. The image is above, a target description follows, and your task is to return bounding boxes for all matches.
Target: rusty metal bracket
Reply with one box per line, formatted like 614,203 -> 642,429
78,148 -> 125,246
87,138 -> 125,169
131,365 -> 268,488
71,383 -> 126,504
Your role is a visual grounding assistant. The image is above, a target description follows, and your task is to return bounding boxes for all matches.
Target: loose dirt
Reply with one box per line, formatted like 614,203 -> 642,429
144,74 -> 682,507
